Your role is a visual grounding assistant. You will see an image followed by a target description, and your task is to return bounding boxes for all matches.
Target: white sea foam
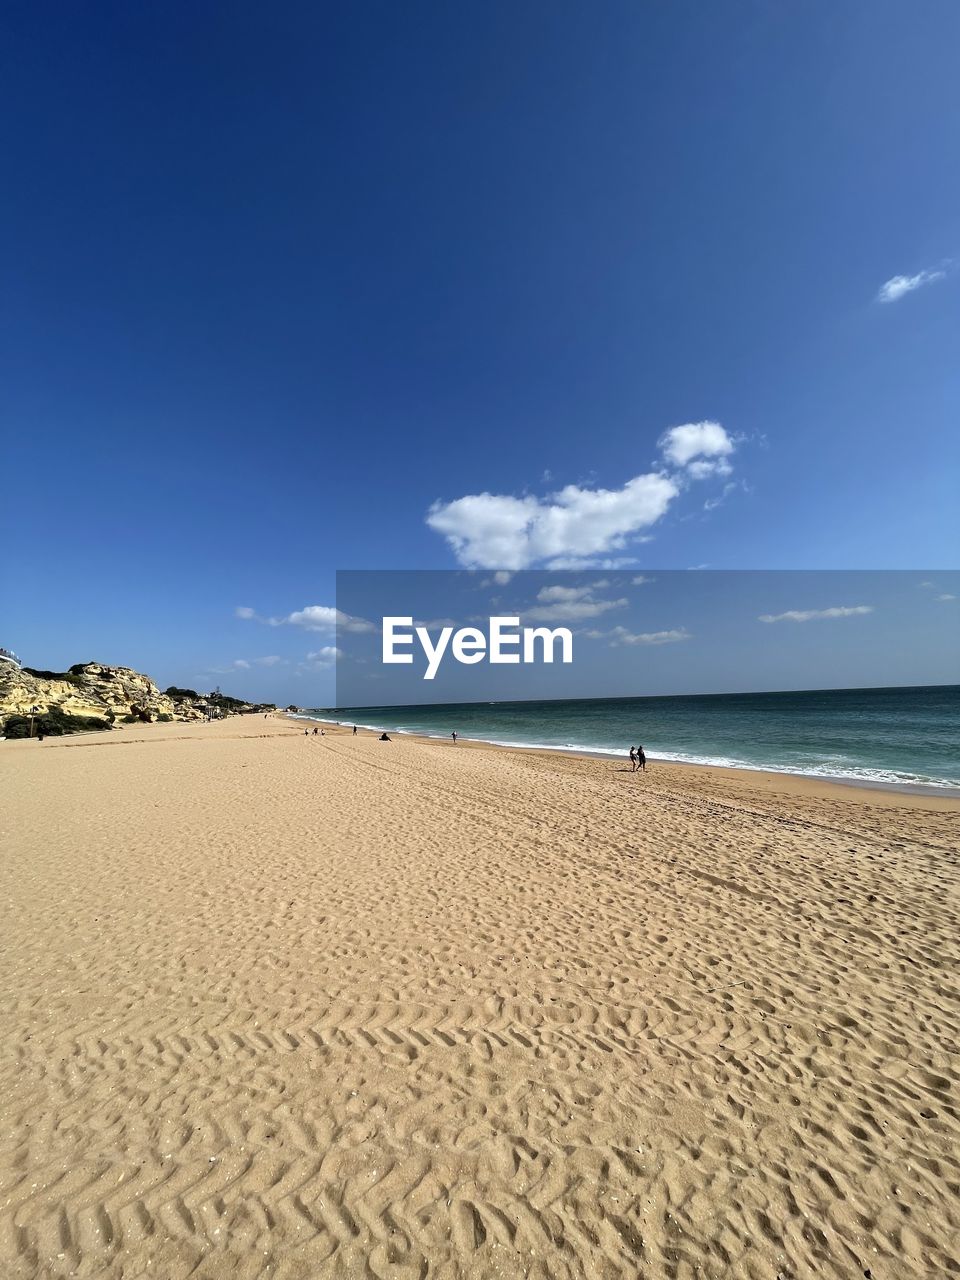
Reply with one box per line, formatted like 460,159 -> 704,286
293,712 -> 959,793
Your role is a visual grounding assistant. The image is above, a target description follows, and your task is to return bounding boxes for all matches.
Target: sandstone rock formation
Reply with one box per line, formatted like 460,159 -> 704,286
0,662 -> 274,735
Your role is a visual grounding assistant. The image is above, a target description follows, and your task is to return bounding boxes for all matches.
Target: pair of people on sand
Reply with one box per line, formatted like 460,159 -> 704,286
629,745 -> 646,772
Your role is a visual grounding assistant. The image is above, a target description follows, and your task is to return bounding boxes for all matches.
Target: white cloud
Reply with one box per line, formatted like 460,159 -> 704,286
632,575 -> 654,586
218,655 -> 286,672
427,475 -> 678,569
876,267 -> 947,304
545,554 -> 643,570
426,422 -> 738,569
759,605 -> 873,623
704,481 -> 740,511
606,625 -> 691,646
525,597 -> 628,623
305,646 -> 341,667
284,605 -> 340,630
284,606 -> 375,633
237,604 -> 375,633
521,580 -> 626,622
536,582 -> 608,604
478,570 -> 515,588
919,582 -> 957,602
659,421 -> 735,472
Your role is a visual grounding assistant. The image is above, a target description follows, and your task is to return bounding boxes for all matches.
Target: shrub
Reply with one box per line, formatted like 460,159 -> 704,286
157,713 -> 173,722
3,711 -> 112,738
165,686 -> 199,701
209,693 -> 244,711
22,668 -> 85,686
3,716 -> 33,739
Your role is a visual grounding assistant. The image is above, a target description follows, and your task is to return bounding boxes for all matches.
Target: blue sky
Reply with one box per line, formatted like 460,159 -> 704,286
2,2 -> 958,704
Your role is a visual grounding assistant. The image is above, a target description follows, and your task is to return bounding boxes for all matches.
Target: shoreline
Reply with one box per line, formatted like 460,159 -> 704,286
288,711 -> 960,804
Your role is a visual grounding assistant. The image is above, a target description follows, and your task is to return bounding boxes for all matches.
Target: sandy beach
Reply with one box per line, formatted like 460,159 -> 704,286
2,717 -> 958,1280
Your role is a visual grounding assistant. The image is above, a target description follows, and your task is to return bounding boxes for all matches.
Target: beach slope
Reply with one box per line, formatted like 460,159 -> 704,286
1,718 -> 958,1278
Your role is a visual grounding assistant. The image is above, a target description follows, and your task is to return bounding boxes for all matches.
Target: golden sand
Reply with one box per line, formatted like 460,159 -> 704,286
2,717 -> 958,1279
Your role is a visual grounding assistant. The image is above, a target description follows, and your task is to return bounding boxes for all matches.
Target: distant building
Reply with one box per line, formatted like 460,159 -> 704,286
0,647 -> 21,670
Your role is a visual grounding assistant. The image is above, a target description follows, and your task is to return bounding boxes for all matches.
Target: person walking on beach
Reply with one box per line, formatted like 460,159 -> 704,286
629,746 -> 637,771
352,724 -> 357,735
636,745 -> 646,772
312,726 -> 318,735
451,731 -> 458,744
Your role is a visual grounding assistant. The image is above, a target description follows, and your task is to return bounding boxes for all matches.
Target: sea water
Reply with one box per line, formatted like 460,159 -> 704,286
302,684 -> 960,792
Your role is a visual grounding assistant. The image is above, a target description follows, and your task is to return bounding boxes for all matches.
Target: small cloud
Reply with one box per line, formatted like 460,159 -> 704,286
232,659 -> 251,669
304,646 -> 341,668
704,481 -> 741,512
525,597 -> 628,623
237,604 -> 374,633
284,606 -> 374,633
876,266 -> 948,304
759,605 -> 873,623
536,582 -> 608,604
523,580 -> 625,622
546,555 -> 642,569
631,575 -> 654,586
608,625 -> 691,646
659,421 -> 735,473
919,581 -> 956,601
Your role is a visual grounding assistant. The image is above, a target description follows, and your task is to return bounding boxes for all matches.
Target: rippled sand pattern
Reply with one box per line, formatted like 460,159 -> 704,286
2,719 -> 958,1279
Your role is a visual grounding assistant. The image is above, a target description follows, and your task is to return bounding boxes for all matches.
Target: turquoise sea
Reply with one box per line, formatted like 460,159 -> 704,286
303,685 -> 960,792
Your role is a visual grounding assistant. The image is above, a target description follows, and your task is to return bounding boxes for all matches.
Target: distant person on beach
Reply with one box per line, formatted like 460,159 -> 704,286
378,732 -> 391,741
353,725 -> 357,735
629,746 -> 637,771
636,746 -> 646,772
312,727 -> 318,735
452,731 -> 458,744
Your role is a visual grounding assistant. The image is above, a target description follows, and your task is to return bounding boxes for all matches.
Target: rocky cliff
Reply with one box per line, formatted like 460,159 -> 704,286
0,662 -> 273,736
